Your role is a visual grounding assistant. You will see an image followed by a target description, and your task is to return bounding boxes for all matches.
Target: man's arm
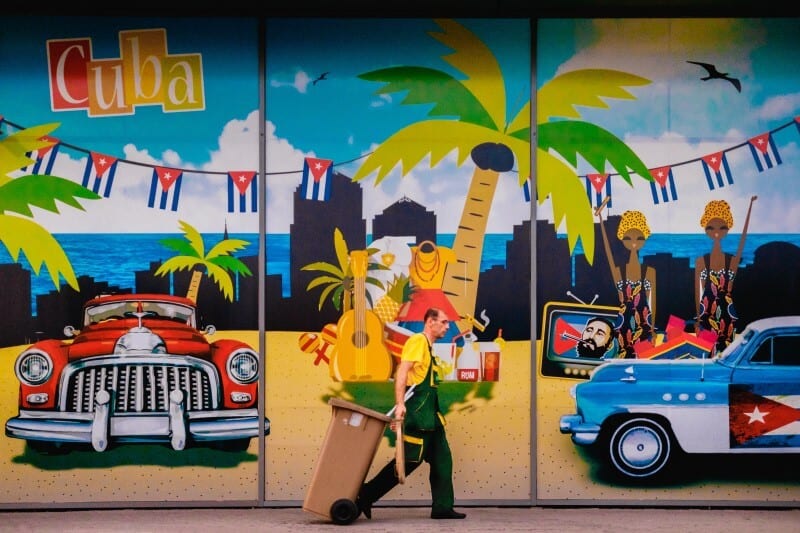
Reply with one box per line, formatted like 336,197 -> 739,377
393,360 -> 414,421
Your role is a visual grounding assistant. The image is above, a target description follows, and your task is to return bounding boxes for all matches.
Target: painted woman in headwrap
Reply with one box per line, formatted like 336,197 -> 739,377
694,196 -> 756,355
597,208 -> 656,358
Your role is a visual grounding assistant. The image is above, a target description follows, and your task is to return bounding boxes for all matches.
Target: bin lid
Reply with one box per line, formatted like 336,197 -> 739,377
328,397 -> 392,422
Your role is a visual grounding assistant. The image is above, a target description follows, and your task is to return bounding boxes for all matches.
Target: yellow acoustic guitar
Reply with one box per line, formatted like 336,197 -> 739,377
333,250 -> 393,381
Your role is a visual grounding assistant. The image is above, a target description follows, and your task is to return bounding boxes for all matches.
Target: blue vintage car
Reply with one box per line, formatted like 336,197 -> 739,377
559,316 -> 800,480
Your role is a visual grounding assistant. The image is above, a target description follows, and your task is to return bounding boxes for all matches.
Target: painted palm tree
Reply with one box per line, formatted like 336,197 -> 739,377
354,18 -> 653,330
155,220 -> 251,302
0,122 -> 101,291
302,227 -> 385,312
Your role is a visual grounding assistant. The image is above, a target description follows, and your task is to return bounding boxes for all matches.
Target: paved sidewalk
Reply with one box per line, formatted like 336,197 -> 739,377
1,506 -> 799,532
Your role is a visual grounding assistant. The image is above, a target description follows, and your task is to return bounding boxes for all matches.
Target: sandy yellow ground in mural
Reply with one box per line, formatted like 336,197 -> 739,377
265,332 -> 532,503
0,332 -> 532,505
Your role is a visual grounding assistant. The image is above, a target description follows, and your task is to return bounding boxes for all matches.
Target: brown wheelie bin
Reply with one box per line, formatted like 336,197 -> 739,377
302,397 -> 392,525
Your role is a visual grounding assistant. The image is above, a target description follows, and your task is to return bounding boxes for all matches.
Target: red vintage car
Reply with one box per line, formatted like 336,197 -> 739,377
5,293 -> 269,453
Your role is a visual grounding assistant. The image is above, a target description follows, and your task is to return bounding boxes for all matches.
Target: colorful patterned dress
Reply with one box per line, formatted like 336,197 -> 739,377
614,264 -> 654,359
697,253 -> 737,354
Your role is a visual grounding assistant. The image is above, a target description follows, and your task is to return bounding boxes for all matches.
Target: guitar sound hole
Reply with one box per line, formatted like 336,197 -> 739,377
351,331 -> 369,349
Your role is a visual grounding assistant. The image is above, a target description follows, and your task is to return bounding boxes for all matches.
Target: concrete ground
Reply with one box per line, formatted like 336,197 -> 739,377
1,506 -> 799,532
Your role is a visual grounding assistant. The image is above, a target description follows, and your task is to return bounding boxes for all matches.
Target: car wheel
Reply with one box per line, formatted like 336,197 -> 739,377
330,498 -> 359,525
608,417 -> 672,479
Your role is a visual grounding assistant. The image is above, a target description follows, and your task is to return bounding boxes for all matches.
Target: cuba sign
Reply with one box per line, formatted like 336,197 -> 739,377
47,28 -> 205,117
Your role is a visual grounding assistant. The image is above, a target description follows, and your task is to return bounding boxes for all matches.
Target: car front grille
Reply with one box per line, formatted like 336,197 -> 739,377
63,360 -> 217,414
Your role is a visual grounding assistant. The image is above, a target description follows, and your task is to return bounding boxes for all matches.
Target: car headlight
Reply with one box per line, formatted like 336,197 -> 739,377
16,350 -> 53,386
228,349 -> 259,384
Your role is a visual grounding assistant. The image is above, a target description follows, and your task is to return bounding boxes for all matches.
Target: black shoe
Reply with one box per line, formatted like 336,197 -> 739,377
356,497 -> 372,520
431,509 -> 466,519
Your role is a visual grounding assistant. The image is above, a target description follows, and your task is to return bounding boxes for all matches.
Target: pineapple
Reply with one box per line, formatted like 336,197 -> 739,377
374,273 -> 413,324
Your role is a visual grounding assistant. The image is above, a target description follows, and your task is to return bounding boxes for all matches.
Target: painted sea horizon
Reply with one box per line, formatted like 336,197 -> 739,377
1,233 -> 799,307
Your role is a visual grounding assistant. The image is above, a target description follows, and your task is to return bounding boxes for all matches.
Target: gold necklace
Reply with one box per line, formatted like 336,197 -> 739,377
414,241 -> 440,282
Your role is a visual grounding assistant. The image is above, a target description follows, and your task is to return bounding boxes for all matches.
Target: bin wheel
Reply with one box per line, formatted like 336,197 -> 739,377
330,498 -> 359,525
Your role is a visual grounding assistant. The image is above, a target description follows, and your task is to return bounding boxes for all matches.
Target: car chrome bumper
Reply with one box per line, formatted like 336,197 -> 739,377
6,401 -> 270,452
559,414 -> 601,446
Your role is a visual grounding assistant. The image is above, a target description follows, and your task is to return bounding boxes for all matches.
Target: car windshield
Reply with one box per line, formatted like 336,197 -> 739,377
85,300 -> 195,327
716,325 -> 756,364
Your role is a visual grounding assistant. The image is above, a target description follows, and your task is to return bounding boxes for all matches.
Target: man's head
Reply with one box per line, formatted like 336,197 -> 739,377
423,307 -> 450,341
576,316 -> 614,358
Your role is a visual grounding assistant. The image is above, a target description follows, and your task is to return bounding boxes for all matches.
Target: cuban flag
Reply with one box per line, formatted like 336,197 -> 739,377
729,384 -> 800,448
300,157 -> 332,201
701,151 -> 734,190
82,151 -> 118,197
748,132 -> 782,172
522,177 -> 532,203
148,166 -> 183,211
585,173 -> 611,209
23,136 -> 60,175
227,171 -> 257,213
648,165 -> 678,204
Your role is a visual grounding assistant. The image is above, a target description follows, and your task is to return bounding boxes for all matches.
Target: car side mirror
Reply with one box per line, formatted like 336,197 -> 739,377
63,325 -> 78,338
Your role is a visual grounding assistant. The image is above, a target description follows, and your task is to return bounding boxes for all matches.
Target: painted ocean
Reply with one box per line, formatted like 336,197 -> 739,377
1,233 -> 799,314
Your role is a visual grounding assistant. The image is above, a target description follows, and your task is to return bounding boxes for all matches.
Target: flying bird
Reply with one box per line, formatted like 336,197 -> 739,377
687,61 -> 741,92
312,72 -> 329,86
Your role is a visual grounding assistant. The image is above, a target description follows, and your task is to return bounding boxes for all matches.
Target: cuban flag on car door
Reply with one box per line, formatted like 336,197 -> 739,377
648,165 -> 678,204
729,384 -> 800,448
227,171 -> 257,212
82,151 -> 118,197
148,166 -> 183,211
23,136 -> 60,175
748,132 -> 782,172
701,151 -> 734,190
300,157 -> 332,201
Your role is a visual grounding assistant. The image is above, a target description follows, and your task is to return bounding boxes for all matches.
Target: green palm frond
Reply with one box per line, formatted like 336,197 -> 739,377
0,123 -> 60,180
158,237 -> 200,257
358,67 -> 495,129
537,149 -> 596,263
210,254 -> 252,276
206,238 -> 250,259
538,69 -> 650,123
430,18 -> 506,130
177,219 -> 205,257
0,174 -> 101,216
154,256 -> 203,276
205,262 -> 236,301
0,214 -> 80,290
539,121 -> 653,184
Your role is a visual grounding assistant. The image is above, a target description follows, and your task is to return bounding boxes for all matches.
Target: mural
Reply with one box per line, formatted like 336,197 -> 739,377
263,17 -> 532,504
0,16 -> 265,504
537,18 -> 800,502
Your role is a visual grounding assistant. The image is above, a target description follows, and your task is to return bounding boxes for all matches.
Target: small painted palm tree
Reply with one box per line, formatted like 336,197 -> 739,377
302,227 -> 385,312
0,122 -> 101,291
354,18 -> 653,330
155,220 -> 251,302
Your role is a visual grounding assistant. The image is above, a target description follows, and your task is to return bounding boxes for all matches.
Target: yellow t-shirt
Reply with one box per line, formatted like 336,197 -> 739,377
401,333 -> 431,386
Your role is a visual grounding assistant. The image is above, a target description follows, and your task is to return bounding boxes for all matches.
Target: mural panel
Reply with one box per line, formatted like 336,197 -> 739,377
536,17 -> 800,503
263,18 -> 533,505
0,16 -> 264,505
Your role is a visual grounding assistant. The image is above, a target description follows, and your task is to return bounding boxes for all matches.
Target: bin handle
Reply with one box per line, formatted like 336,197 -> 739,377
386,384 -> 415,418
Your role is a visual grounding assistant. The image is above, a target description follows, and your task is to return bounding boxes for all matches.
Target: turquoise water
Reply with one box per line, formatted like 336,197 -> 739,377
1,233 -> 797,306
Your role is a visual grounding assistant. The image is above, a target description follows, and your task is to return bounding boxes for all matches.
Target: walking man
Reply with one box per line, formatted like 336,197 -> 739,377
357,307 -> 466,520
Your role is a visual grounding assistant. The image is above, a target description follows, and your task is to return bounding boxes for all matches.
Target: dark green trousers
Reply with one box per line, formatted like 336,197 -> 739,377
359,424 -> 455,513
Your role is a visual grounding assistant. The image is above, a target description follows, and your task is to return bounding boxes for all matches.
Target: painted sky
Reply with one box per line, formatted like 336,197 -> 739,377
537,18 -> 800,234
2,17 -> 798,235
